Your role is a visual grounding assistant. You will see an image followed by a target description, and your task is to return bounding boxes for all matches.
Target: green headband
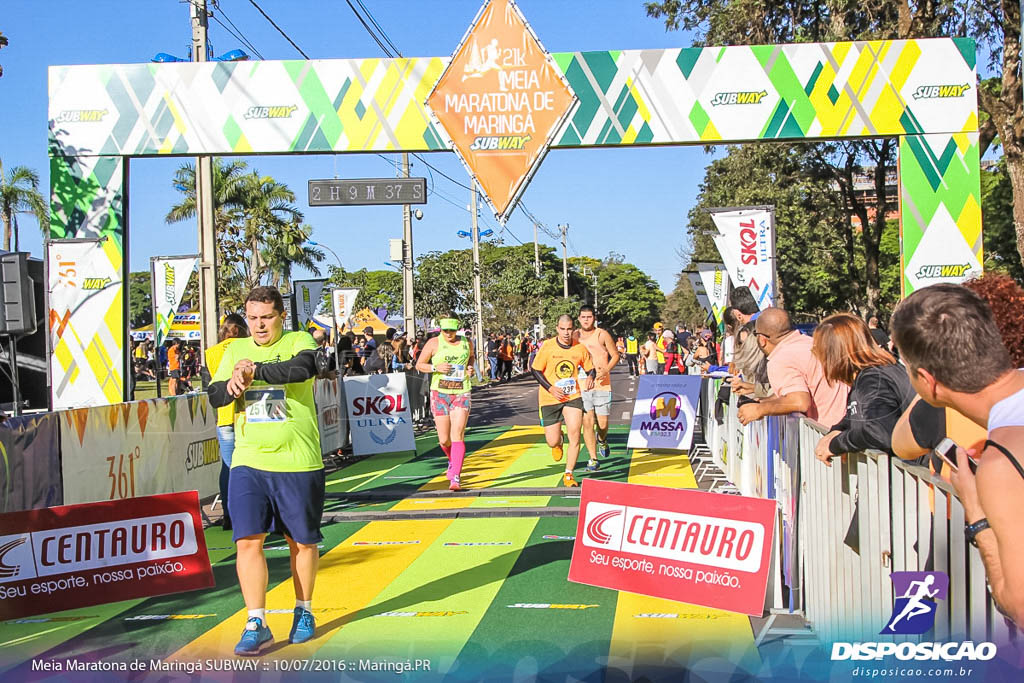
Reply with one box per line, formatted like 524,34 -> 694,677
440,318 -> 459,330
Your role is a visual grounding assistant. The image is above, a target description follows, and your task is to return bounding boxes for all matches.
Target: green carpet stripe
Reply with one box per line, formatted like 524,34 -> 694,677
312,517 -> 538,669
452,516 -> 616,680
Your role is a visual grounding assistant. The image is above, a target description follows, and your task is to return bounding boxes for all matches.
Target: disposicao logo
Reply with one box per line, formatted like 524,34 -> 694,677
710,90 -> 768,106
831,571 -> 996,662
912,83 -> 970,99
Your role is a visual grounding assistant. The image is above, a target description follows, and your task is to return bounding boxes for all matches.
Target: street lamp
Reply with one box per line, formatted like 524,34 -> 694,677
306,239 -> 342,272
151,49 -> 250,63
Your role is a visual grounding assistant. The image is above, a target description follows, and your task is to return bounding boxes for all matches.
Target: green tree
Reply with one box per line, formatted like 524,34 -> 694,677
127,272 -> 153,329
0,31 -> 7,78
980,159 -> 1024,283
0,160 -> 49,252
595,262 -> 665,334
662,270 -> 709,330
325,266 -> 403,315
645,0 -> 1024,277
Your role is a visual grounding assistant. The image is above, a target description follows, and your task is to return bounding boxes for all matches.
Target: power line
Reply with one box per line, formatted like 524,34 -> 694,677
246,0 -> 310,58
343,0 -> 398,57
355,0 -> 403,57
209,2 -> 265,59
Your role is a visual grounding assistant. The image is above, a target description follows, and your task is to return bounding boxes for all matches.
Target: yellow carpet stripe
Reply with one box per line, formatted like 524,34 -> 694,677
627,449 -> 698,488
411,425 -> 547,495
166,519 -> 450,660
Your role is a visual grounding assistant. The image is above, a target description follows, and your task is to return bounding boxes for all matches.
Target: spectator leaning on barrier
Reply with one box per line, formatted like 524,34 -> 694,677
737,308 -> 849,428
810,314 -> 917,465
891,283 -> 1024,626
202,313 -> 250,531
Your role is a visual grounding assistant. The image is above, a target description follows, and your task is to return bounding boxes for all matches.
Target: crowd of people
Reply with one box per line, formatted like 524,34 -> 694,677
170,270 -> 1024,655
130,338 -> 203,395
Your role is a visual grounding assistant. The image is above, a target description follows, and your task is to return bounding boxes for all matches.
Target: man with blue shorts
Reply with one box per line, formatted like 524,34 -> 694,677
207,286 -> 324,656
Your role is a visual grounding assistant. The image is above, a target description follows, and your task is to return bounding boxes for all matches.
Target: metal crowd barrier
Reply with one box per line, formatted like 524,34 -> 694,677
695,378 -> 1020,648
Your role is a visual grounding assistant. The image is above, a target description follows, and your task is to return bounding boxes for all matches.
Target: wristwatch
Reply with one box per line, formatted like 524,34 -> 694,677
965,518 -> 990,547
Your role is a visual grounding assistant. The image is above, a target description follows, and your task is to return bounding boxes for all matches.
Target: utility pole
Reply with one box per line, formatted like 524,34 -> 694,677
470,183 -> 485,376
532,221 -> 540,278
191,0 -> 218,358
401,153 -> 414,333
560,223 -> 569,298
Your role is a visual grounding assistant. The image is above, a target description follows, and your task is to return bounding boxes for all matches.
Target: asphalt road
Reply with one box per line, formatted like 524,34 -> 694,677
471,364 -> 640,428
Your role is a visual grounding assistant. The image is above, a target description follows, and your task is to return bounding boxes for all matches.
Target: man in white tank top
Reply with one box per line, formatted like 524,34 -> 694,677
892,283 -> 1024,627
575,304 -> 620,472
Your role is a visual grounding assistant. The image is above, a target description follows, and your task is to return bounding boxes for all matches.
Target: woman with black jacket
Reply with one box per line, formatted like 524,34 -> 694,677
811,313 -> 917,464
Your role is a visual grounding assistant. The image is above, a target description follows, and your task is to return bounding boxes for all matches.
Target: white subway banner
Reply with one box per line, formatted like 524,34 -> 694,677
686,272 -> 712,316
332,287 -> 361,331
696,263 -> 729,325
293,279 -> 327,330
151,255 -> 197,348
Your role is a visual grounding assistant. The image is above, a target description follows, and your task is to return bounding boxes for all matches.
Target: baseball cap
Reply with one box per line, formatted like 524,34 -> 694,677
440,317 -> 459,331
653,322 -> 664,330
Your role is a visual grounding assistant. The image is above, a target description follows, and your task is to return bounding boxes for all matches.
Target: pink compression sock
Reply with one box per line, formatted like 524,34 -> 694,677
449,441 -> 466,480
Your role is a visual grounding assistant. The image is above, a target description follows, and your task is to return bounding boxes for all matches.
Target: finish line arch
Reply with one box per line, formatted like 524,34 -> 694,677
46,2 -> 980,408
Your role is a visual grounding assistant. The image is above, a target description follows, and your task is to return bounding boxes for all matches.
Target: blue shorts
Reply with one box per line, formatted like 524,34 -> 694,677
228,466 -> 325,545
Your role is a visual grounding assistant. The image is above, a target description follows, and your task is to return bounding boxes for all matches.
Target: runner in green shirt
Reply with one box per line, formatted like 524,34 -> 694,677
207,286 -> 323,656
415,317 -> 475,491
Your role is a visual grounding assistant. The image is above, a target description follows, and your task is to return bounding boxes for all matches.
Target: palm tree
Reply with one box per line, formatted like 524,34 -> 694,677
1,160 -> 50,252
261,221 -> 324,290
235,172 -> 306,290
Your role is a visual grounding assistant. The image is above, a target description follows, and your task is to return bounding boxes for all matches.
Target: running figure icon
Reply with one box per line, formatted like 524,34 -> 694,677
880,571 -> 948,635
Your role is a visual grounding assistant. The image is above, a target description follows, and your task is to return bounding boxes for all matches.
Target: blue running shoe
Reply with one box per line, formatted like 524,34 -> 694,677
289,607 -> 316,644
586,459 -> 600,472
234,617 -> 273,656
598,440 -> 611,459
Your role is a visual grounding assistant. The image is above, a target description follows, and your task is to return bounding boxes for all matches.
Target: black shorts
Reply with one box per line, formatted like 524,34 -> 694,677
169,369 -> 181,379
539,398 -> 584,427
228,466 -> 326,544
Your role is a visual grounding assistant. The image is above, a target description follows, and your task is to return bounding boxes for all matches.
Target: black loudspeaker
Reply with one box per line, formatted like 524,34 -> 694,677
0,252 -> 37,336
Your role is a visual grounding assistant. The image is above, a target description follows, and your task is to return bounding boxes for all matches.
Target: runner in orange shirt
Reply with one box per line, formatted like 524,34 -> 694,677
532,315 -> 595,487
167,339 -> 183,396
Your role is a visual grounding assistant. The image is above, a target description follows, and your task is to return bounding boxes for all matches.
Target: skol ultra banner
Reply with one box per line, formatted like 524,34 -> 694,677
150,255 -> 197,349
696,262 -> 730,325
569,479 -> 776,616
292,279 -> 327,331
0,491 -> 214,620
426,0 -> 576,220
343,373 -> 415,456
710,207 -> 775,310
332,287 -> 361,332
46,238 -> 125,409
59,395 -> 218,505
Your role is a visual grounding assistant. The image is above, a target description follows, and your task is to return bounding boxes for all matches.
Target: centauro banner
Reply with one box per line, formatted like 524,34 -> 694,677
150,255 -> 197,348
59,395 -> 218,505
46,238 -> 125,410
0,491 -> 214,620
292,279 -> 327,331
709,207 -> 775,310
696,263 -> 730,326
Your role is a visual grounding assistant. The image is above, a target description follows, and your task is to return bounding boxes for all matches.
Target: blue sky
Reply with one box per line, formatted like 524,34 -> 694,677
1,0 -> 712,293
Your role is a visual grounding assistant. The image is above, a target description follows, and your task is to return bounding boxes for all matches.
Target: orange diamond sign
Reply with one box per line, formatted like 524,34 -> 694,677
427,0 -> 575,220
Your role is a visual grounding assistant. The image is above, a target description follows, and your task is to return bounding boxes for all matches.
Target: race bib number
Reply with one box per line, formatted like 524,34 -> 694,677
442,364 -> 466,382
244,387 -> 287,423
556,378 -> 577,395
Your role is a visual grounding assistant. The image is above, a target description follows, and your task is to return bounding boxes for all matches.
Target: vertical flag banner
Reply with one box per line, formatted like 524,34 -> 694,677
46,238 -> 125,409
292,279 -> 327,330
709,207 -> 775,310
332,288 -> 361,332
150,255 -> 197,349
696,263 -> 730,325
686,272 -> 712,316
